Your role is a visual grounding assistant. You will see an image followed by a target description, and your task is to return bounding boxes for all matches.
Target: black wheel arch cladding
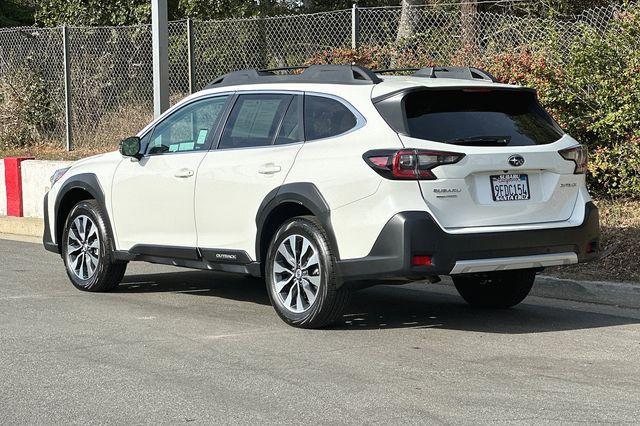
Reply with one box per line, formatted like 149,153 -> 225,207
255,182 -> 340,262
53,173 -> 116,253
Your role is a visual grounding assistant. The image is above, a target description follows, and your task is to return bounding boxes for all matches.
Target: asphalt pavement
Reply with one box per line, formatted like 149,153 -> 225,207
1,238 -> 640,424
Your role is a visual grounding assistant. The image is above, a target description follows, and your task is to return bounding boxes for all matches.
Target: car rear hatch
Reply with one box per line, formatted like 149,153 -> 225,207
374,86 -> 582,229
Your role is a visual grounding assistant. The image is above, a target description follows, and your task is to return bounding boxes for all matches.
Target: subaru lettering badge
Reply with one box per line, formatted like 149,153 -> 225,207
508,154 -> 525,167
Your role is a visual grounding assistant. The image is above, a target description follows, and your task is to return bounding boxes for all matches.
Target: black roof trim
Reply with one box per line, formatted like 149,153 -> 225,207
205,65 -> 382,89
373,68 -> 420,74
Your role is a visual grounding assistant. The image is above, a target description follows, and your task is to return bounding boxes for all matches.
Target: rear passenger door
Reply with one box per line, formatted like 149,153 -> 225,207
194,92 -> 304,259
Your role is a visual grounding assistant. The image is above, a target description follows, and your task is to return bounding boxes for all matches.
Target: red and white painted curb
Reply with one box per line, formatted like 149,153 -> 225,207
1,158 -> 72,218
3,157 -> 34,217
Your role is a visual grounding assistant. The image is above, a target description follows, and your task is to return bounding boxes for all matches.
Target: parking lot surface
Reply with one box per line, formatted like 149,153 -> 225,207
2,238 -> 640,423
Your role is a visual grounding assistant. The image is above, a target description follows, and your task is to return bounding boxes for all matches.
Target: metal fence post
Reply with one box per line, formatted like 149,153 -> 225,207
62,25 -> 73,151
152,0 -> 169,118
351,4 -> 360,50
186,18 -> 195,94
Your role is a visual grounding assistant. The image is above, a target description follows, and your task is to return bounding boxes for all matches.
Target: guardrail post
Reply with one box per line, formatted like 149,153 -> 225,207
62,25 -> 73,151
186,18 -> 195,94
351,4 -> 360,50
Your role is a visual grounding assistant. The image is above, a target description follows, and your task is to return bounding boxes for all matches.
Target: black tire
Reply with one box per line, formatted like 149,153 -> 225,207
265,216 -> 350,328
61,199 -> 127,292
452,269 -> 536,308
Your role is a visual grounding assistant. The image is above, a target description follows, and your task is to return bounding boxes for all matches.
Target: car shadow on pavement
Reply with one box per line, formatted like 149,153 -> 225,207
116,271 -> 638,334
334,284 -> 639,333
117,270 -> 272,305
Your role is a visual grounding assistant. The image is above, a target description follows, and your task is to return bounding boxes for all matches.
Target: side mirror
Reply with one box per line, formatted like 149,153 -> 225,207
119,136 -> 142,159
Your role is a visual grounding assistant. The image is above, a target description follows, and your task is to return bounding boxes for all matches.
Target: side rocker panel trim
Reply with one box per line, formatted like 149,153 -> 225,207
129,244 -> 199,260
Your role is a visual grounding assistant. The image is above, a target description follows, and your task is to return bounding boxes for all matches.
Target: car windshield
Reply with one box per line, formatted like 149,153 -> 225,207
403,89 -> 563,146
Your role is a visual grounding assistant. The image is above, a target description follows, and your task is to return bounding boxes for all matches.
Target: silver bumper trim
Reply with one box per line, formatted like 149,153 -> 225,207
449,252 -> 578,275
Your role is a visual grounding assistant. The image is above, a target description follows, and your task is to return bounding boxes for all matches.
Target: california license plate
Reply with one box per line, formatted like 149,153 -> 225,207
490,174 -> 530,201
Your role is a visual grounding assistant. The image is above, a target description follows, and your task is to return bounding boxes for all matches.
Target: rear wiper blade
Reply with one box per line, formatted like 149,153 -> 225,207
445,135 -> 511,145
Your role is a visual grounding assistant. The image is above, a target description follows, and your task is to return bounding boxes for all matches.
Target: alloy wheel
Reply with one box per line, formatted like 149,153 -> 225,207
66,214 -> 100,281
272,234 -> 321,313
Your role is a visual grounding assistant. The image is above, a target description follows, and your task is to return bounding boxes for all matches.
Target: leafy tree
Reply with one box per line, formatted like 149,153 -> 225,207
35,0 -> 155,26
21,0 -> 620,27
302,0 -> 401,12
0,0 -> 35,27
33,0 -> 300,26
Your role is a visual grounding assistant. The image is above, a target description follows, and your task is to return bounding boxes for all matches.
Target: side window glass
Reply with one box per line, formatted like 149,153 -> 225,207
218,94 -> 292,149
275,95 -> 303,145
146,96 -> 228,155
304,95 -> 358,141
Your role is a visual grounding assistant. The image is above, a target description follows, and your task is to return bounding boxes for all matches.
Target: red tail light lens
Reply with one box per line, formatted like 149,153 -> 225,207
559,145 -> 587,174
364,149 -> 464,180
411,255 -> 432,266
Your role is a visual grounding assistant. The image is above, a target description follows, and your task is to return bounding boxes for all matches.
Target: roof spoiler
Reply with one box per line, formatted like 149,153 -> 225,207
374,67 -> 498,82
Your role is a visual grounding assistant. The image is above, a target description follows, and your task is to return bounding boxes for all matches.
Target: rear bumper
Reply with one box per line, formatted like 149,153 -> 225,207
337,202 -> 600,281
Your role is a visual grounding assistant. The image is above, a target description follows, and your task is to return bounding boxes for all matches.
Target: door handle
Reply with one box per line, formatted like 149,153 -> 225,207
258,163 -> 282,175
174,168 -> 194,178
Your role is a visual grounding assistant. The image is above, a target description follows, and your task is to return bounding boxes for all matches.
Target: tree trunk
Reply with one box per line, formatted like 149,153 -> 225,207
396,0 -> 423,41
460,0 -> 478,64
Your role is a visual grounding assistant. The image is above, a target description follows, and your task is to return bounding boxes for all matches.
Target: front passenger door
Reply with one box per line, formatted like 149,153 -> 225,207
111,95 -> 230,251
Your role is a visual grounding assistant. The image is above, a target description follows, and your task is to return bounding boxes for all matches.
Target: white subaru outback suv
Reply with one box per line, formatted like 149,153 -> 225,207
44,65 -> 600,328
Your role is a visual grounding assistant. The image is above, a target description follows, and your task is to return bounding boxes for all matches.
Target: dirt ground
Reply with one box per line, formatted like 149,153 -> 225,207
547,199 -> 640,283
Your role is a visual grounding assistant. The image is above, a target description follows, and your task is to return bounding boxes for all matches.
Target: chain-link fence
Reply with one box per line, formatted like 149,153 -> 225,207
0,1 -> 635,151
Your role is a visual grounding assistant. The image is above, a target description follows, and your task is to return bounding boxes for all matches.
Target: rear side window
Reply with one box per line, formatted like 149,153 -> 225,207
304,95 -> 357,141
400,89 -> 563,146
275,95 -> 303,145
219,94 -> 292,149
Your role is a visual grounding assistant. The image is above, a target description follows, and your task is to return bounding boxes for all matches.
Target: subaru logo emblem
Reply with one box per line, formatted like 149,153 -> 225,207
508,154 -> 525,167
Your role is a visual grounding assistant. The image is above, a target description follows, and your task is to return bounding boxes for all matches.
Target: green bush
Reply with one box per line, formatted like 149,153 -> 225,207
589,138 -> 640,198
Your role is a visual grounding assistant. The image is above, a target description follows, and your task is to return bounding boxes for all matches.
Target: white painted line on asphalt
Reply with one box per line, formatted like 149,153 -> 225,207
202,329 -> 285,340
0,233 -> 41,244
0,294 -> 72,300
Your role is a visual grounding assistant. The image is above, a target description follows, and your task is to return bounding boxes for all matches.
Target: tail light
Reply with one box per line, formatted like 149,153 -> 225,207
363,149 -> 464,180
559,145 -> 587,174
411,255 -> 432,266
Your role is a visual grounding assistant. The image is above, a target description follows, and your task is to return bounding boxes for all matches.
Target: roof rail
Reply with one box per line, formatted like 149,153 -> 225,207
261,66 -> 308,73
205,64 -> 382,89
412,66 -> 498,82
373,68 -> 420,74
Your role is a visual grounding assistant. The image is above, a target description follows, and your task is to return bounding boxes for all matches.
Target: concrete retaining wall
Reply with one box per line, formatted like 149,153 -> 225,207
21,160 -> 73,218
0,161 -> 6,216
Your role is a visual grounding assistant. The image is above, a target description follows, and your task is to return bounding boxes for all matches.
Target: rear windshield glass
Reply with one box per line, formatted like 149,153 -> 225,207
403,89 -> 563,146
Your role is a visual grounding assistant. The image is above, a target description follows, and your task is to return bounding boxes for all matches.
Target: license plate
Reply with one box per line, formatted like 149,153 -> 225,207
490,174 -> 530,201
